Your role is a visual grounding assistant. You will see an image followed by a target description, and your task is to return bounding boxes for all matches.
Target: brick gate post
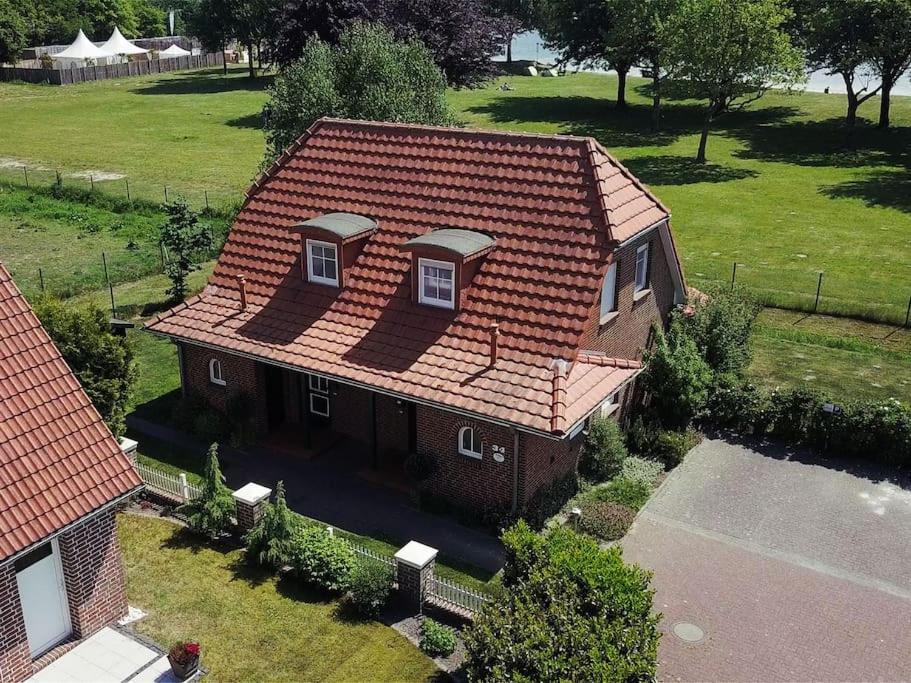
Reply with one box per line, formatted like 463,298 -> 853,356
232,483 -> 272,533
394,541 -> 438,612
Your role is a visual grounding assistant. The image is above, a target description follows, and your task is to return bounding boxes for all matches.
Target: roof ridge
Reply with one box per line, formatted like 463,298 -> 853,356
585,138 -> 616,242
575,351 -> 643,370
589,138 -> 671,217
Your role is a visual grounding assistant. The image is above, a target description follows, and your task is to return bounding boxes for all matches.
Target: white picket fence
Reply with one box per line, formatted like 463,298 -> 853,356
134,460 -> 200,502
428,575 -> 490,616
349,541 -> 398,580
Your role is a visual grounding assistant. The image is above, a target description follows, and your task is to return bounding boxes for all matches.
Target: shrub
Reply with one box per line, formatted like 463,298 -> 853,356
579,417 -> 628,483
465,522 -> 659,680
244,481 -> 300,569
626,415 -> 658,456
653,429 -> 701,468
226,391 -> 256,447
403,452 -> 438,484
522,471 -> 579,530
704,372 -> 772,433
171,392 -> 208,433
289,525 -> 356,593
619,456 -> 664,489
419,618 -> 458,658
192,409 -> 228,442
679,287 -> 761,375
641,320 -> 713,429
345,561 -> 394,618
589,477 -> 653,510
577,500 -> 636,541
766,387 -> 827,444
179,444 -> 235,539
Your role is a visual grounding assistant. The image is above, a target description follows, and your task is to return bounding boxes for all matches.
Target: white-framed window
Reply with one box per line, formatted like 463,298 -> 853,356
600,392 -> 619,418
634,243 -> 650,292
306,239 -> 339,287
599,261 -> 618,319
458,426 -> 483,459
309,393 -> 330,417
418,258 -> 455,309
209,358 -> 225,386
309,374 -> 329,394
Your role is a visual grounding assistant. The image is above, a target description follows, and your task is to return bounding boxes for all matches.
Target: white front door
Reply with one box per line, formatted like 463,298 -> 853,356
14,539 -> 71,657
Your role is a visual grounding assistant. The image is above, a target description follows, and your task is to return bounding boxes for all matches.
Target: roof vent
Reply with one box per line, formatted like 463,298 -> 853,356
489,323 -> 500,366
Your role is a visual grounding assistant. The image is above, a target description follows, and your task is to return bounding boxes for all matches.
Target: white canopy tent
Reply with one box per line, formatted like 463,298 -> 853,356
100,27 -> 148,58
53,29 -> 113,65
159,44 -> 191,58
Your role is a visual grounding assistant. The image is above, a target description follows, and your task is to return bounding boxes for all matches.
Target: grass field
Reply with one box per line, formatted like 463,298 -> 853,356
118,514 -> 439,682
1,67 -> 909,322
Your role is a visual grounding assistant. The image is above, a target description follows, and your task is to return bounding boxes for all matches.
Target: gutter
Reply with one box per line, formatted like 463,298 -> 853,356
149,332 -> 566,441
511,428 -> 520,514
0,486 -> 142,569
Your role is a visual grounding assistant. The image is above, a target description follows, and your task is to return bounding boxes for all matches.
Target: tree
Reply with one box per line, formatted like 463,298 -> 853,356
263,22 -> 453,160
160,197 -> 213,302
379,0 -> 505,87
678,287 -> 761,376
792,0 -> 880,134
244,481 -> 301,568
640,319 -> 713,429
180,443 -> 235,539
579,416 -> 629,482
486,0 -> 536,64
184,0 -> 233,74
270,0 -> 374,67
0,0 -> 29,64
864,0 -> 911,129
663,0 -> 804,162
133,0 -> 166,36
32,296 -> 137,437
463,522 -> 660,681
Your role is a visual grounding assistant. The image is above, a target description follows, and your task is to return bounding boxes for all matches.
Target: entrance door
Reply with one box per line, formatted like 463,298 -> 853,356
264,365 -> 286,429
14,540 -> 71,657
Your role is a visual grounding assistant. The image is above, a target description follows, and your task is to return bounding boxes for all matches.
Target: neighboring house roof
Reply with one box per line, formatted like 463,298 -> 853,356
147,118 -> 678,435
0,264 -> 141,562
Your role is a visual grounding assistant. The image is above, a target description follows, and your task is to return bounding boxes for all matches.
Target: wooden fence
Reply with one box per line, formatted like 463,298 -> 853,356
0,52 -> 224,85
134,460 -> 200,503
428,575 -> 490,618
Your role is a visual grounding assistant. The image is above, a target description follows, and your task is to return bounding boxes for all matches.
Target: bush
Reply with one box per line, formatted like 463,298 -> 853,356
419,618 -> 458,658
171,392 -> 208,433
289,525 -> 356,593
192,409 -> 228,442
620,456 -> 664,489
704,373 -> 772,433
345,561 -> 394,618
179,444 -> 235,539
679,287 -> 761,375
766,387 -> 827,444
226,391 -> 256,447
577,500 -> 636,541
640,320 -> 713,429
403,452 -> 438,484
244,481 -> 300,569
589,477 -> 653,510
653,429 -> 701,468
579,417 -> 628,483
522,471 -> 579,530
465,522 -> 659,680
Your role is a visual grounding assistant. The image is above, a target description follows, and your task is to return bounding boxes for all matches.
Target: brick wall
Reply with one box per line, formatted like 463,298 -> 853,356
0,564 -> 30,683
579,224 -> 677,360
58,510 -> 127,639
0,509 -> 128,683
180,343 -> 268,433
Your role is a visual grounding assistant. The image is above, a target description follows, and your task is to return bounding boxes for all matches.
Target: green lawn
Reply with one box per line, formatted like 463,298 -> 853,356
118,514 -> 438,683
748,308 -> 911,405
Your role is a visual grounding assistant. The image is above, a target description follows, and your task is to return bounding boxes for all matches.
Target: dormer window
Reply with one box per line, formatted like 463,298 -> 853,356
306,239 -> 339,287
418,258 -> 455,309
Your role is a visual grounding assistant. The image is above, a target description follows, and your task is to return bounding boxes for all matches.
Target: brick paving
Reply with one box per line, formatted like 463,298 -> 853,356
623,437 -> 911,682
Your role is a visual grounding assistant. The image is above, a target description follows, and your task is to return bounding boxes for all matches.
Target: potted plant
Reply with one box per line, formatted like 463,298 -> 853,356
167,641 -> 200,680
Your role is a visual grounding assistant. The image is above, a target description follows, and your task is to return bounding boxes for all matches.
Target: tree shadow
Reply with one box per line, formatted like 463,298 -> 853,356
226,113 -> 264,130
274,572 -> 337,605
227,554 -> 273,587
133,69 -> 274,96
624,155 -> 758,186
821,169 -> 911,214
160,525 -> 240,555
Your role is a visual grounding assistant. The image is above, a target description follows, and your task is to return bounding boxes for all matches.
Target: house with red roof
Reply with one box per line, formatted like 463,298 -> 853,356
0,264 -> 141,681
146,118 -> 685,515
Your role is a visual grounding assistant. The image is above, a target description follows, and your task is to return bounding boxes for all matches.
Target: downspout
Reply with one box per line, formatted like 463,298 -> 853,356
511,427 -> 520,514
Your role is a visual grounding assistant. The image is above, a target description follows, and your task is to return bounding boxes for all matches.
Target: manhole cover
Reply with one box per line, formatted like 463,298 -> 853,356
672,622 -> 705,643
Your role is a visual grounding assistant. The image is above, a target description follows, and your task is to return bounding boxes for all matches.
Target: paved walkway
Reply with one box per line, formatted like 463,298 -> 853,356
127,417 -> 505,575
623,437 -> 911,681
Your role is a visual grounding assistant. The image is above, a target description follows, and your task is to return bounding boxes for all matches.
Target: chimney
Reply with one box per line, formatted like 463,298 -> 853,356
489,323 -> 500,366
237,275 -> 247,311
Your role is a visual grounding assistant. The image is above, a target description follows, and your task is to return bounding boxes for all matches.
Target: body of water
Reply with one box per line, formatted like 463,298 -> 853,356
498,31 -> 911,97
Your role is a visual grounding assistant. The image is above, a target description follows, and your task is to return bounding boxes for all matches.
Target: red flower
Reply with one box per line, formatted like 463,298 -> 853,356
169,641 -> 201,665
185,643 -> 200,657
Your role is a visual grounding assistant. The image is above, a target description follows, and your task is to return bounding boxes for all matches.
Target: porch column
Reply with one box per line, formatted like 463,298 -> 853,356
394,541 -> 437,612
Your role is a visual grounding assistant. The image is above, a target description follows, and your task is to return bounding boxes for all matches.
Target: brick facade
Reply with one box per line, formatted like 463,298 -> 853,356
0,509 -> 127,683
579,224 -> 677,360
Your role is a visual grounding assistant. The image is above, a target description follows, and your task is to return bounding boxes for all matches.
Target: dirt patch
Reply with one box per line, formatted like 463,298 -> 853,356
0,157 -> 124,180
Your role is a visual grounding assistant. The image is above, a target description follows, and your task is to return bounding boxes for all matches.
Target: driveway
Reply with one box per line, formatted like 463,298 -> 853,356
623,437 -> 911,681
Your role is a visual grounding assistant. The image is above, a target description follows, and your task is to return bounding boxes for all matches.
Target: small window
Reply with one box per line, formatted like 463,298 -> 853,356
418,258 -> 455,309
600,392 -> 619,418
634,243 -> 650,293
458,426 -> 482,459
309,393 -> 330,417
209,358 -> 225,386
309,374 -> 329,394
599,261 -> 618,319
306,239 -> 339,287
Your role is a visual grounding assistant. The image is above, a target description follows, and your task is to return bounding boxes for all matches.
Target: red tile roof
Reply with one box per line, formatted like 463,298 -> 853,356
147,119 -> 670,434
0,264 -> 141,561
